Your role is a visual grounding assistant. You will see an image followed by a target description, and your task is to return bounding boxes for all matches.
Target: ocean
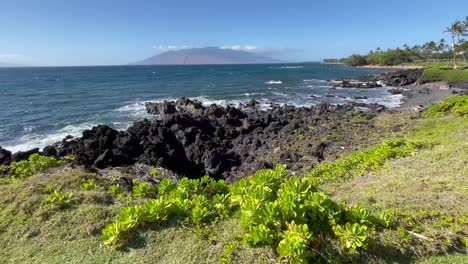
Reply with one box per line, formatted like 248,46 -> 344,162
0,63 -> 398,152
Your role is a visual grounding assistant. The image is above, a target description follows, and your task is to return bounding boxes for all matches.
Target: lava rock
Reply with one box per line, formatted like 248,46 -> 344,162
0,147 -> 12,165
10,148 -> 39,163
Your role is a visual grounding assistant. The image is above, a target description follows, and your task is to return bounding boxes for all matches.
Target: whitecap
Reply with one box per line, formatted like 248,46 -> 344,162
265,80 -> 282,84
4,123 -> 98,152
303,79 -> 326,83
279,66 -> 304,69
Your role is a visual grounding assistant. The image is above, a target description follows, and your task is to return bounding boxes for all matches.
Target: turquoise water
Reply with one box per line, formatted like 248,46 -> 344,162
0,63 -> 396,152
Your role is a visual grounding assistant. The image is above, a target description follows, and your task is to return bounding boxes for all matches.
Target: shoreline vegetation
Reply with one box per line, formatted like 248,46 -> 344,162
322,17 -> 468,84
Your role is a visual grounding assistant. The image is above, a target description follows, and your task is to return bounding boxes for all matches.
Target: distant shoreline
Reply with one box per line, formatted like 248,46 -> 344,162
355,65 -> 424,70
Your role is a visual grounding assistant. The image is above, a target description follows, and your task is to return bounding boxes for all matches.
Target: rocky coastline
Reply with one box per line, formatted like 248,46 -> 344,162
1,69 -> 466,180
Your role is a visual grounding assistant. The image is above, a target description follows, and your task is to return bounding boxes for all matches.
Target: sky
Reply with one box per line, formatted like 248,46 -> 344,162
0,0 -> 467,66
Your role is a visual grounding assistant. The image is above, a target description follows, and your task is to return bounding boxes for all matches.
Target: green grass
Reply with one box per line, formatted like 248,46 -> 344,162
423,63 -> 468,82
416,254 -> 468,264
0,168 -> 275,263
322,114 -> 468,260
423,95 -> 468,117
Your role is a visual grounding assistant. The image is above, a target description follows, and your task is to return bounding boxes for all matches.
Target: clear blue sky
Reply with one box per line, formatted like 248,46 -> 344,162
1,0 -> 467,66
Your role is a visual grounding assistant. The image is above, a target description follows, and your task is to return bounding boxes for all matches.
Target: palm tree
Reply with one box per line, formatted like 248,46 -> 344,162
444,21 -> 461,69
464,16 -> 468,36
453,21 -> 467,65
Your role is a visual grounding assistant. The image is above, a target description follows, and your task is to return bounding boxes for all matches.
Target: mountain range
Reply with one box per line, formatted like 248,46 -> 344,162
133,47 -> 282,65
0,62 -> 23,67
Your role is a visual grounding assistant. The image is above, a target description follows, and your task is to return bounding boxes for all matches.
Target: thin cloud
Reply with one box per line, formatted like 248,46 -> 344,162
152,45 -> 192,50
0,53 -> 21,59
221,45 -> 259,51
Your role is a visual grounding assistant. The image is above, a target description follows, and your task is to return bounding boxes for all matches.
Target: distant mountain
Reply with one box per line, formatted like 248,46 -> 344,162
0,62 -> 23,67
133,47 -> 282,65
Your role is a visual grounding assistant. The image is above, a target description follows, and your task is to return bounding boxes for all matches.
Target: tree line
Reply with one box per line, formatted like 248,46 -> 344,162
343,17 -> 467,68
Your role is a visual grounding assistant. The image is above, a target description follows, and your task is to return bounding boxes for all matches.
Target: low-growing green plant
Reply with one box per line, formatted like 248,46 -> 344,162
277,221 -> 313,264
102,221 -> 125,245
46,190 -> 73,208
243,224 -> 275,246
423,95 -> 468,117
296,134 -> 306,141
142,197 -> 172,223
64,155 -> 76,162
149,167 -> 160,178
218,241 -> 238,264
190,195 -> 211,226
2,154 -> 64,180
102,165 -> 392,261
157,178 -> 175,195
308,139 -> 422,181
80,179 -> 99,191
333,222 -> 368,254
108,184 -> 124,197
133,182 -> 156,198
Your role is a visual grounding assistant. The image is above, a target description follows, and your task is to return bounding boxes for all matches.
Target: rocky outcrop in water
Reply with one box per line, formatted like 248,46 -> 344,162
332,69 -> 424,88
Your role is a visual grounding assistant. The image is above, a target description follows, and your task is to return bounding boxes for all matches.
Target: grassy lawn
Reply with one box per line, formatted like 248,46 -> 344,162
322,113 -> 468,262
0,169 -> 275,263
423,63 -> 468,82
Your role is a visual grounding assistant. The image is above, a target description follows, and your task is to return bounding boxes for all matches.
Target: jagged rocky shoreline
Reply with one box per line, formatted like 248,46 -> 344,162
0,98 -> 386,180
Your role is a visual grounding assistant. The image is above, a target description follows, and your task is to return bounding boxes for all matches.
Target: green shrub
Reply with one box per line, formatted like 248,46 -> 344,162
46,190 -> 73,209
277,221 -> 313,264
133,182 -> 156,198
142,197 -> 171,223
296,134 -> 305,141
80,179 -> 99,191
108,184 -> 124,197
344,54 -> 368,66
333,222 -> 368,254
1,154 -> 64,180
308,139 -> 422,181
423,96 -> 468,117
157,178 -> 175,195
102,165 -> 388,261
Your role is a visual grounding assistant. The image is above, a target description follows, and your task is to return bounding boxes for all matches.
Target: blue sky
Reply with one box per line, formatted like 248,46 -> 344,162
1,0 -> 467,66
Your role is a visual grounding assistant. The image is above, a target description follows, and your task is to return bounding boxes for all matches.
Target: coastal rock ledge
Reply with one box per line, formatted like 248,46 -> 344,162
1,98 -> 385,179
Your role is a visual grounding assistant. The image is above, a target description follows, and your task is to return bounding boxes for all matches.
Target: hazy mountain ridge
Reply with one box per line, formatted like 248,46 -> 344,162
0,62 -> 24,67
134,47 -> 282,65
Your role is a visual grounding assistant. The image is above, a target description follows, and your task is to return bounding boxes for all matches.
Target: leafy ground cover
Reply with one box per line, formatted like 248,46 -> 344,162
0,96 -> 467,263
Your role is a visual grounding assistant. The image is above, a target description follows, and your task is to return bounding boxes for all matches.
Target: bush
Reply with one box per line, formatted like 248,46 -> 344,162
0,154 -> 64,181
423,96 -> 468,117
46,190 -> 73,209
80,179 -> 99,191
344,54 -> 368,66
308,139 -> 422,181
133,182 -> 156,198
102,165 -> 393,262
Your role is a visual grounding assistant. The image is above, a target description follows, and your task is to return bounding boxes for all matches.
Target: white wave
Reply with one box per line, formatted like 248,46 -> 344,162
192,96 -> 242,107
265,80 -> 282,84
279,66 -> 304,69
243,92 -> 265,96
272,92 -> 289,97
4,123 -> 97,152
303,79 -> 326,83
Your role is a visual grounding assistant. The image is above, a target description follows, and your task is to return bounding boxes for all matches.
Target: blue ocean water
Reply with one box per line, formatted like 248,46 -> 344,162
0,63 -> 398,152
